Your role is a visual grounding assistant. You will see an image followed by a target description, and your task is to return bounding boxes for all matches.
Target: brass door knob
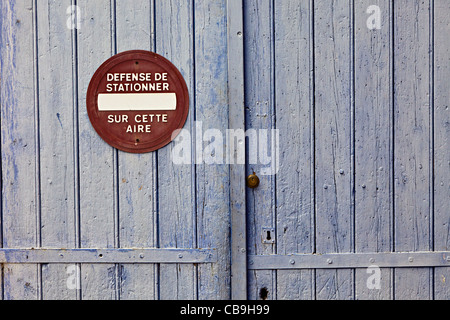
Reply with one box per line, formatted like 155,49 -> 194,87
247,173 -> 260,188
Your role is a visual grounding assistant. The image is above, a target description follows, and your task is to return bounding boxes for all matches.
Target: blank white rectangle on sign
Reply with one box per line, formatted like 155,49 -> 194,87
98,93 -> 177,111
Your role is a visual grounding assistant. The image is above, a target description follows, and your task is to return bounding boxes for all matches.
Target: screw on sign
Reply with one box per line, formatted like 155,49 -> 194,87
86,50 -> 189,153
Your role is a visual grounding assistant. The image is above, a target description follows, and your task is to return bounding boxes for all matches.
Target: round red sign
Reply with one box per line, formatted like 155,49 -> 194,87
86,50 -> 189,153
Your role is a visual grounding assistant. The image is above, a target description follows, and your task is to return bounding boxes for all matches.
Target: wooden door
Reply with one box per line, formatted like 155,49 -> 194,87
1,0 -> 449,301
242,0 -> 450,300
0,0 -> 230,300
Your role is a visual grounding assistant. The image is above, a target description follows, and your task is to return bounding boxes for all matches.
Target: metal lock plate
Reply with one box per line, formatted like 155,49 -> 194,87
262,228 -> 275,244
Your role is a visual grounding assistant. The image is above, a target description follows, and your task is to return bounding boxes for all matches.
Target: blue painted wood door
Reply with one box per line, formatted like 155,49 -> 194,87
243,0 -> 449,300
0,0 -> 230,300
1,0 -> 449,301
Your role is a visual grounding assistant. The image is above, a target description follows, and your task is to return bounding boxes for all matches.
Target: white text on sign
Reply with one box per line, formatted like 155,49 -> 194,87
105,73 -> 170,92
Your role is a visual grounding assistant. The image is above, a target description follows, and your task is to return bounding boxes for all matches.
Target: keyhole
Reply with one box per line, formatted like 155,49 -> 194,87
266,231 -> 271,241
259,287 -> 269,300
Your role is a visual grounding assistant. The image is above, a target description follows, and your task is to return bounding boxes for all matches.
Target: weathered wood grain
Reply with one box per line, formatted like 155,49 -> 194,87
155,0 -> 197,300
314,0 -> 354,300
274,0 -> 314,300
1,0 -> 40,300
354,0 -> 393,300
393,0 -> 432,300
76,0 -> 117,300
36,0 -> 78,300
194,0 -> 230,300
244,0 -> 277,300
433,0 -> 450,300
115,0 -> 157,300
227,0 -> 247,300
1,0 -> 449,301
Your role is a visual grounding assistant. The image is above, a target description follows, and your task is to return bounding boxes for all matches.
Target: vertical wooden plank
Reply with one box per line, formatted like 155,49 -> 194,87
0,0 -> 40,300
155,0 -> 196,300
227,0 -> 247,300
37,0 -> 78,300
314,0 -> 354,300
0,0 -> 5,301
114,0 -> 156,300
77,0 -> 117,300
393,0 -> 432,300
354,0 -> 393,300
433,0 -> 450,300
194,0 -> 231,300
244,0 -> 276,300
274,0 -> 314,300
